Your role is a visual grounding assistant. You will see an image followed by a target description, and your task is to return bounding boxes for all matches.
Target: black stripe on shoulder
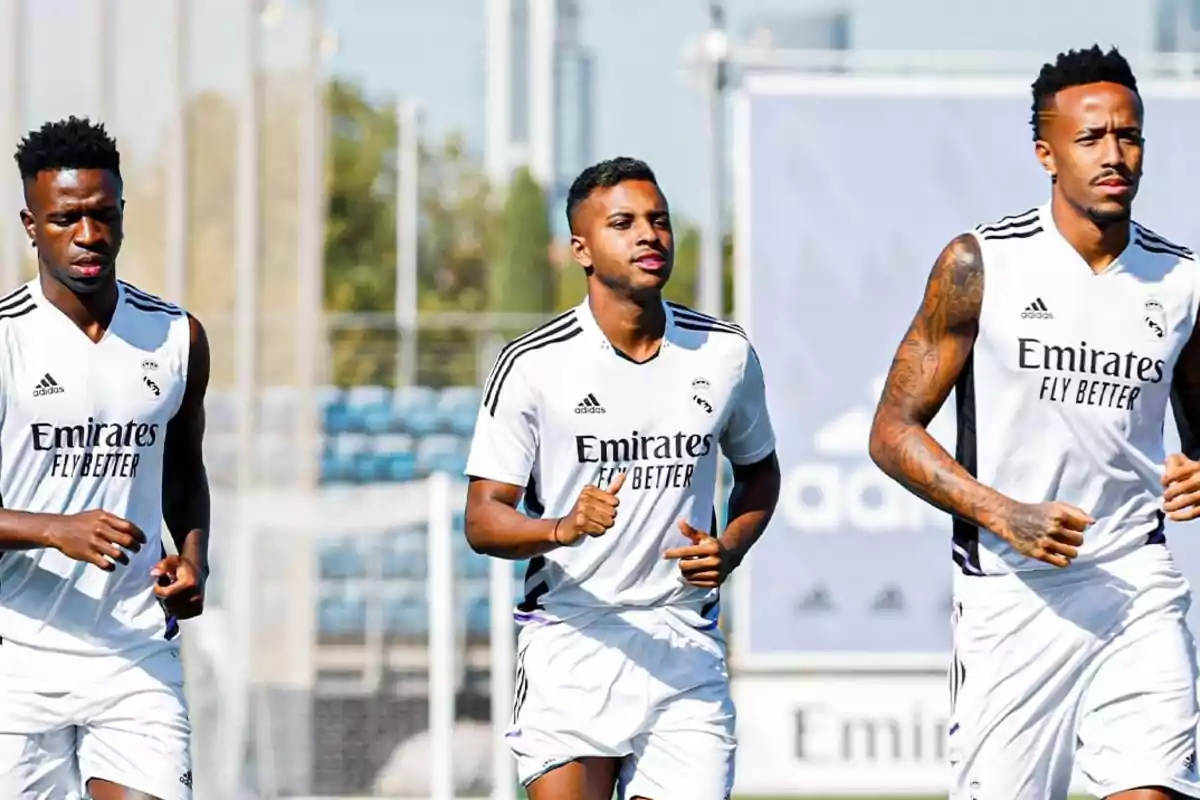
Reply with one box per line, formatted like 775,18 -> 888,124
0,290 -> 33,315
0,302 -> 35,321
121,281 -> 183,313
127,298 -> 184,316
979,225 -> 1043,241
1135,225 -> 1194,256
0,285 -> 30,307
488,326 -> 583,416
675,320 -> 749,341
667,302 -> 747,335
976,208 -> 1038,235
483,310 -> 578,405
1136,237 -> 1196,261
673,314 -> 747,339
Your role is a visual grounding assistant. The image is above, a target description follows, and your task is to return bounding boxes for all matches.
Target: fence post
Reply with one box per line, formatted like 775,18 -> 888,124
489,556 -> 517,800
426,471 -> 457,799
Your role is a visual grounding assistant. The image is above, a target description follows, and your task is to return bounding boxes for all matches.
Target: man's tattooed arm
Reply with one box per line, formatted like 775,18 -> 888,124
868,233 -> 1016,533
1171,326 -> 1200,461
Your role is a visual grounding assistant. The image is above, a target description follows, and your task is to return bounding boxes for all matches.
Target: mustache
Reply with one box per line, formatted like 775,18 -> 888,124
1091,169 -> 1133,185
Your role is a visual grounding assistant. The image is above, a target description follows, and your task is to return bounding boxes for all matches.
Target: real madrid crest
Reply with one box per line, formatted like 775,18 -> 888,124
691,377 -> 713,416
1143,298 -> 1166,340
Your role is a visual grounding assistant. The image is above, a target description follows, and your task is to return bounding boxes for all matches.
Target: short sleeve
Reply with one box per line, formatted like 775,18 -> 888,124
464,359 -> 539,487
720,345 -> 776,465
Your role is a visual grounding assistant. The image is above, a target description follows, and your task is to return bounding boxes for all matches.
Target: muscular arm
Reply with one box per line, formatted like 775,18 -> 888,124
464,478 -> 560,560
719,453 -> 780,570
161,313 -> 211,577
867,233 -> 1015,533
1171,325 -> 1200,461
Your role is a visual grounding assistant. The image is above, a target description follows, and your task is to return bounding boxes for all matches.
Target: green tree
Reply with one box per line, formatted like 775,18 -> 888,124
489,166 -> 555,314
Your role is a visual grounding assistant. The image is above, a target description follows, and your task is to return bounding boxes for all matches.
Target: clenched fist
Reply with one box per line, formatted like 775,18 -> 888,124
552,471 -> 626,546
997,500 -> 1093,568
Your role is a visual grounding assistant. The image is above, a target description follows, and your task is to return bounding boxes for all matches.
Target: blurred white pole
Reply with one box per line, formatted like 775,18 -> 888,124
427,472 -> 456,800
395,101 -> 420,388
0,0 -> 23,289
489,559 -> 517,800
296,0 -> 326,490
226,3 -> 260,795
93,0 -> 112,125
164,0 -> 188,305
484,0 -> 513,188
698,2 -> 728,318
527,0 -> 556,186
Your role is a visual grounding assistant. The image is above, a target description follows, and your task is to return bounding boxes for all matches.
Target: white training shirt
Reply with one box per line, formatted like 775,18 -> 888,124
0,278 -> 191,659
955,202 -> 1200,575
465,297 -> 776,629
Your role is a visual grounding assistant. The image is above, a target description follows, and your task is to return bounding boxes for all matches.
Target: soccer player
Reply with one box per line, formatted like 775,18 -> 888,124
463,157 -> 780,800
869,46 -> 1200,800
0,117 -> 210,800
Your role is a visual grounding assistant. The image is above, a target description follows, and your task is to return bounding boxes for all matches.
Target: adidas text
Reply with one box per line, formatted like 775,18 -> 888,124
1021,298 -> 1054,320
33,374 -> 64,398
575,393 -> 606,414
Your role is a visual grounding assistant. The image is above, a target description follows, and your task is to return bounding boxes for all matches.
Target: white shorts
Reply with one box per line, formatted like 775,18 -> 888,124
949,544 -> 1200,800
507,608 -> 736,799
0,642 -> 192,800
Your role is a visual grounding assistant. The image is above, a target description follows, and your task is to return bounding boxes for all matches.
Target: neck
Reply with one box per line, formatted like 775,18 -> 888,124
1050,191 -> 1130,273
39,269 -> 118,334
586,283 -> 666,361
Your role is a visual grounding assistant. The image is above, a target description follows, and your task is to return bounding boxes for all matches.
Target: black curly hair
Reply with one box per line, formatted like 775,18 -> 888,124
566,156 -> 659,232
14,116 -> 121,183
1030,45 -> 1139,140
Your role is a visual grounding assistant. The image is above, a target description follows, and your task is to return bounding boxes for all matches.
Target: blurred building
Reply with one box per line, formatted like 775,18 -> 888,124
1157,0 -> 1200,53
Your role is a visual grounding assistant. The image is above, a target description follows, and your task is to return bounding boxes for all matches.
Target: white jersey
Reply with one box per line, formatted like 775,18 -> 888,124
0,278 -> 191,658
956,202 -> 1200,575
465,298 -> 776,628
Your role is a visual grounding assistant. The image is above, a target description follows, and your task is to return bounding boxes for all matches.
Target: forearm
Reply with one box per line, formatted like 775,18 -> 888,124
0,509 -> 57,551
869,418 -> 1013,533
163,470 -> 211,576
719,470 -> 780,569
465,500 -> 561,560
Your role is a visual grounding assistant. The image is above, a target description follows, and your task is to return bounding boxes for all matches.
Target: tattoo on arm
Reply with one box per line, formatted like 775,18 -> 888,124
1172,325 -> 1200,460
868,233 -> 1013,533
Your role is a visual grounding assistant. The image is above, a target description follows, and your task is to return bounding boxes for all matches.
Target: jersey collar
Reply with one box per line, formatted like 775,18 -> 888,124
574,295 -> 679,356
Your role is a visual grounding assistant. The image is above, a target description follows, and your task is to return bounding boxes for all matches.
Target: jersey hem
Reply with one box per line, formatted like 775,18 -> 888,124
724,439 -> 776,466
463,467 -> 530,487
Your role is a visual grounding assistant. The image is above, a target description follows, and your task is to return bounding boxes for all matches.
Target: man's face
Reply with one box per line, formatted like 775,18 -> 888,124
21,167 -> 123,294
570,179 -> 674,295
1035,81 -> 1144,225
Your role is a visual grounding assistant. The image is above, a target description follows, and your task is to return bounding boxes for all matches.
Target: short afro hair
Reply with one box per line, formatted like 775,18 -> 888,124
14,116 -> 121,182
566,156 -> 659,231
1031,45 -> 1139,140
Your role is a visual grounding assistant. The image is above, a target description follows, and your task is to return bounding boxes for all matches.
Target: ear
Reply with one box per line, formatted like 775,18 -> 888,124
570,234 -> 592,270
1034,139 -> 1056,182
18,209 -> 34,246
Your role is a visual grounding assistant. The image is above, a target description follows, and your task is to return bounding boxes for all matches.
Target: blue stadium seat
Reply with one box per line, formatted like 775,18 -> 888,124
373,434 -> 418,483
435,387 -> 482,436
380,526 -> 427,579
321,389 -> 352,435
454,531 -> 489,579
461,583 -> 491,637
321,433 -> 372,484
382,584 -> 428,638
345,386 -> 393,434
317,537 -> 369,580
392,386 -> 440,436
317,583 -> 367,638
417,434 -> 468,476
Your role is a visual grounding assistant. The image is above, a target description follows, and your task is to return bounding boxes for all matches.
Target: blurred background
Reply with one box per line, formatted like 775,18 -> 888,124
9,0 -> 1200,797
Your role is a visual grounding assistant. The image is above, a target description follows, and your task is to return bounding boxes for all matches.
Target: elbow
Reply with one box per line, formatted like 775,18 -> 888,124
463,511 -> 488,555
867,415 -> 896,473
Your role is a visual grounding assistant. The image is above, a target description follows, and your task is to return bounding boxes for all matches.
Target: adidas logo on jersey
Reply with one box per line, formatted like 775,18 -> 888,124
32,373 -> 64,398
1021,298 -> 1053,320
575,393 -> 605,414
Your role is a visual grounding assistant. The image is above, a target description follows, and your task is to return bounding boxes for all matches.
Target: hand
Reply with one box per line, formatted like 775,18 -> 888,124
152,555 -> 206,620
1163,452 -> 1200,522
998,501 -> 1093,568
663,520 -> 733,588
553,471 -> 626,546
44,510 -> 146,571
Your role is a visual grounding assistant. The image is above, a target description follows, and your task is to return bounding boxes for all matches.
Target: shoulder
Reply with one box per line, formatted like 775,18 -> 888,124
971,206 -> 1046,243
0,282 -> 38,327
666,301 -> 756,366
119,281 -> 188,318
1131,221 -> 1196,262
482,308 -> 584,410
